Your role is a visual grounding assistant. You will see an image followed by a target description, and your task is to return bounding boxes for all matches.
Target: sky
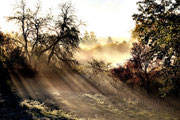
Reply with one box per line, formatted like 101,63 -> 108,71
0,0 -> 138,40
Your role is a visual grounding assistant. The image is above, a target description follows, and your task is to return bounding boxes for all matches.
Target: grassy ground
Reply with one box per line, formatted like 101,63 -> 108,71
0,67 -> 180,120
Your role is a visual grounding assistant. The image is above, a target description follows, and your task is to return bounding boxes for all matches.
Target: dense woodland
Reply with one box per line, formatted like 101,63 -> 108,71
0,0 -> 180,119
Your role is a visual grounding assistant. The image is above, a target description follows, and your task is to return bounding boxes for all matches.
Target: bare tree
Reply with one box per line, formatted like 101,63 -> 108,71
39,2 -> 82,64
30,2 -> 52,57
7,0 -> 53,62
7,0 -> 32,58
7,0 -> 82,66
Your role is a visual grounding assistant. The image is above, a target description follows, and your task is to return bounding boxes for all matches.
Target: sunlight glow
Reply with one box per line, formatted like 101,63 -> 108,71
0,0 -> 137,39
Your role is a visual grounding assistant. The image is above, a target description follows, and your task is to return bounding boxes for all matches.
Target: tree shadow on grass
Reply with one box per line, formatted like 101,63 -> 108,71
0,60 -> 71,120
0,61 -> 33,120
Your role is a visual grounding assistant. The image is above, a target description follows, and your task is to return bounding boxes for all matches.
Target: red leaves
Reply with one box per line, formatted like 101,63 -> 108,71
112,58 -> 142,86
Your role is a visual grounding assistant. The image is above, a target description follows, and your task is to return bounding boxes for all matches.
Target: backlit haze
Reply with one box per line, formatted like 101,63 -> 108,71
0,0 -> 138,66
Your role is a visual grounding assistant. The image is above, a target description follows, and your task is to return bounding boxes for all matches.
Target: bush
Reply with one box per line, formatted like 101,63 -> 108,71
0,32 -> 36,78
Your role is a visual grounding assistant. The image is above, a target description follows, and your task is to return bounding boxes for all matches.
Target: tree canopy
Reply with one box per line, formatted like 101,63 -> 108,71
113,0 -> 180,97
132,0 -> 180,68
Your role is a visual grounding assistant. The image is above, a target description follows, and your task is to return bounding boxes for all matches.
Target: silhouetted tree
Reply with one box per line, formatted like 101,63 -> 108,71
7,1 -> 81,67
7,0 -> 53,62
30,2 -> 52,57
7,0 -> 32,58
38,2 -> 81,65
82,31 -> 97,46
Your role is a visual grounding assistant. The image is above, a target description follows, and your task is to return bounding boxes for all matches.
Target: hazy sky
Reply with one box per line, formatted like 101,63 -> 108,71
0,0 -> 137,39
